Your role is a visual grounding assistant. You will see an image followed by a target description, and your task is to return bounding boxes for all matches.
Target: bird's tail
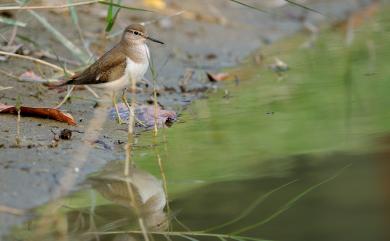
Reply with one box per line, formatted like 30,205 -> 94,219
58,79 -> 75,86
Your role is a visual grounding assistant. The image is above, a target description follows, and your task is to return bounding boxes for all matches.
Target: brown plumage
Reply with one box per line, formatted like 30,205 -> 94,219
64,45 -> 127,86
60,23 -> 162,87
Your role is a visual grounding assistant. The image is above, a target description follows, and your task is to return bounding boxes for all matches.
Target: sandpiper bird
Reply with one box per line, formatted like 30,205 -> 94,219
60,24 -> 164,123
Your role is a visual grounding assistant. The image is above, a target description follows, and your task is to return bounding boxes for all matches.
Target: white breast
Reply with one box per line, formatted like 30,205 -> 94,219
95,44 -> 150,92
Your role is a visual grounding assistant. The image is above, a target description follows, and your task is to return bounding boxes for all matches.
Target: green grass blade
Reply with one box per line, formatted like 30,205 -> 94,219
231,164 -> 352,234
108,5 -> 121,32
16,34 -> 40,47
104,0 -> 115,32
88,231 -> 272,241
163,234 -> 173,241
28,10 -> 89,64
67,0 -> 79,26
67,0 -> 92,57
179,235 -> 200,241
204,179 -> 298,232
0,16 -> 26,27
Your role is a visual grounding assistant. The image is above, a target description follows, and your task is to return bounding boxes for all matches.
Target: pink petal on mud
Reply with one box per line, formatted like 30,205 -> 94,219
19,70 -> 46,83
109,103 -> 177,128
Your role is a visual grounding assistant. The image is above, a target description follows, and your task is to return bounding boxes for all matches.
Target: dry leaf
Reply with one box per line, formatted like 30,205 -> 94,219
0,103 -> 76,125
206,72 -> 230,82
19,70 -> 46,83
143,0 -> 166,10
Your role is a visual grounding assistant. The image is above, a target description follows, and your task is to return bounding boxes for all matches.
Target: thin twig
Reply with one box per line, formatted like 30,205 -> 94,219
203,179 -> 298,232
155,151 -> 171,218
0,68 -> 22,81
6,0 -> 30,46
125,182 -> 151,241
0,204 -> 24,216
0,50 -> 64,72
231,164 -> 352,235
88,230 -> 271,241
124,83 -> 136,176
0,51 -> 99,100
67,0 -> 93,58
55,85 -> 75,109
0,86 -> 13,91
84,86 -> 100,98
28,9 -> 90,64
148,52 -> 172,224
36,50 -> 81,66
15,97 -> 22,146
7,21 -> 18,46
0,0 -> 98,11
122,72 -> 150,241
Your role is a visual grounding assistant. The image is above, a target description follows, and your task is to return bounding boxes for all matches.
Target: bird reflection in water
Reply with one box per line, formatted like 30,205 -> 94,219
8,162 -> 169,241
73,161 -> 169,241
84,162 -> 169,241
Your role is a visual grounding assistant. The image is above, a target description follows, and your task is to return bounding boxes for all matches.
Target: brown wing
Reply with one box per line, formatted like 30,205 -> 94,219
66,45 -> 127,85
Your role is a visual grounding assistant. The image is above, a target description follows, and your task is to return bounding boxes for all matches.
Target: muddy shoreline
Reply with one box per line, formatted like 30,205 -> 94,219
0,0 -> 373,237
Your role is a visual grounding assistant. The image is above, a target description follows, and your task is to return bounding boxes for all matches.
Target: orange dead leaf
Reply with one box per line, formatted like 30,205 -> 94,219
0,103 -> 76,125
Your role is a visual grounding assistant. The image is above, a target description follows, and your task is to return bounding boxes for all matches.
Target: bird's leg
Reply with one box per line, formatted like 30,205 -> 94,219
112,91 -> 124,124
121,88 -> 146,127
121,88 -> 131,110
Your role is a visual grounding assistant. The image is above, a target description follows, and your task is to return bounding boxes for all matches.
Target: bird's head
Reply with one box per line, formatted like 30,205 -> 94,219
122,24 -> 164,45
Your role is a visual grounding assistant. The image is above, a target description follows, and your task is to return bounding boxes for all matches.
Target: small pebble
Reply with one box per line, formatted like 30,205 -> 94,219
59,129 -> 72,140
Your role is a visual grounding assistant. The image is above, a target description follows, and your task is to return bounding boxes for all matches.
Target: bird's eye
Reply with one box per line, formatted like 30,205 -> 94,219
134,31 -> 140,36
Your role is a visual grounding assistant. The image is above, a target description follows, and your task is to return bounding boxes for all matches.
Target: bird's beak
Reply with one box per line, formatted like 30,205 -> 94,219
146,36 -> 164,45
